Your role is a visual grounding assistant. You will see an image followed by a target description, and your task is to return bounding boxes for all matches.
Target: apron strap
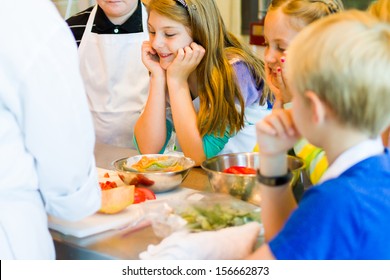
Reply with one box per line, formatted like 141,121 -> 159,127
79,5 -> 98,51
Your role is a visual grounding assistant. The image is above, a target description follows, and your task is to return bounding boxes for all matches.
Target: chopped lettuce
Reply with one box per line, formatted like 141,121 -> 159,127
178,203 -> 261,231
126,156 -> 184,172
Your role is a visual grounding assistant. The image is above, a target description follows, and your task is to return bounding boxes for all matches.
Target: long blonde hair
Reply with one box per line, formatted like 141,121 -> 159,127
146,0 -> 269,137
269,0 -> 344,30
368,0 -> 390,22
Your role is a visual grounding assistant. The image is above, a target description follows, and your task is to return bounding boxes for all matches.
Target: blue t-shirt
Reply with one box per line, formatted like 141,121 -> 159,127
269,149 -> 390,259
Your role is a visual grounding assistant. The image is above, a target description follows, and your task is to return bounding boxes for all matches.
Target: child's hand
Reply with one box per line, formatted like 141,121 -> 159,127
256,108 -> 300,156
265,61 -> 282,103
266,52 -> 291,106
141,41 -> 165,76
277,53 -> 291,102
167,42 -> 205,82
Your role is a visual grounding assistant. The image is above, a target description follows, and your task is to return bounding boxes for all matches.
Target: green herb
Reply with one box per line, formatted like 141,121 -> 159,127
178,203 -> 260,231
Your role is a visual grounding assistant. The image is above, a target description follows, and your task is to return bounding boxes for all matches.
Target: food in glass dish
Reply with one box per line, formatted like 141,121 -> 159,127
146,193 -> 262,238
127,155 -> 185,172
113,155 -> 195,192
178,203 -> 260,231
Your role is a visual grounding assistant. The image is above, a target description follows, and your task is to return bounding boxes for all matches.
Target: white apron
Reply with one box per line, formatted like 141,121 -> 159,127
79,4 -> 149,148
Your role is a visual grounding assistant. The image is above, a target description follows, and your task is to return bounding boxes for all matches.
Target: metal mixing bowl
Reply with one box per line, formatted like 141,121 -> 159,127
201,152 -> 305,206
112,154 -> 195,193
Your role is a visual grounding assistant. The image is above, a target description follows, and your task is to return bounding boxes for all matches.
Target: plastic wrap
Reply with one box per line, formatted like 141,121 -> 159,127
140,192 -> 262,238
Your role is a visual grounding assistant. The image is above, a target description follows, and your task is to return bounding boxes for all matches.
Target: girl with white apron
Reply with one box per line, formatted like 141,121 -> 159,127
78,2 -> 150,148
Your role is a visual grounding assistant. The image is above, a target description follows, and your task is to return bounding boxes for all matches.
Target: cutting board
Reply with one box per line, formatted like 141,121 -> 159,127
48,168 -> 197,238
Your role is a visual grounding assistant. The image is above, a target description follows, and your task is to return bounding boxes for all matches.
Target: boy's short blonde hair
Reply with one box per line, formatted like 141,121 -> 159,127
286,10 -> 390,137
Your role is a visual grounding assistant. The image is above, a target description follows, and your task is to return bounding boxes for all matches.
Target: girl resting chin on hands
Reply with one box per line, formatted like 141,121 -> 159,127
134,0 -> 270,165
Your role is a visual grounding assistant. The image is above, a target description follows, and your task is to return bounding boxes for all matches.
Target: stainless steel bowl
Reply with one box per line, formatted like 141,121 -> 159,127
201,152 -> 305,206
112,154 -> 195,193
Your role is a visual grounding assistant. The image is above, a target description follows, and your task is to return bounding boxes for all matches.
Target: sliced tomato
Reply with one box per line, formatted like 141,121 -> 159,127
129,175 -> 155,187
137,175 -> 155,186
136,187 -> 156,201
103,172 -> 110,178
118,174 -> 125,182
133,188 -> 146,204
223,166 -> 256,175
99,181 -> 118,191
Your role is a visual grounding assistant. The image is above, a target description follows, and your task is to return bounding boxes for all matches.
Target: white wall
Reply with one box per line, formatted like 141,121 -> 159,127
52,0 -> 95,19
215,0 -> 242,40
216,0 -> 264,58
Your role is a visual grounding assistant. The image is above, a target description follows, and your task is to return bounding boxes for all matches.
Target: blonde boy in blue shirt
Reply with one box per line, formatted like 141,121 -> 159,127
138,9 -> 390,261
250,10 -> 390,259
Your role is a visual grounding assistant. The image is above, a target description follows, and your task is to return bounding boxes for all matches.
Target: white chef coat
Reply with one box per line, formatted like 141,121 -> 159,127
78,3 -> 150,148
0,0 -> 100,259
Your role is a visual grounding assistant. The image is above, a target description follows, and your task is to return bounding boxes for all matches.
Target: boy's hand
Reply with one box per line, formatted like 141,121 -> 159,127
167,42 -> 205,82
141,41 -> 165,77
256,108 -> 300,156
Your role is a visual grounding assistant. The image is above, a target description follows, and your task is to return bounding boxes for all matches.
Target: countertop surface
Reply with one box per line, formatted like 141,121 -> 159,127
51,142 -> 210,260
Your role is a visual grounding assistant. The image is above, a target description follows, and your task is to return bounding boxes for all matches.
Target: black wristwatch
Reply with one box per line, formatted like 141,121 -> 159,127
256,170 -> 293,187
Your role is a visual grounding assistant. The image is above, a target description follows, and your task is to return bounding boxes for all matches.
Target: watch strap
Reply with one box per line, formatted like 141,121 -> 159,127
256,170 -> 293,187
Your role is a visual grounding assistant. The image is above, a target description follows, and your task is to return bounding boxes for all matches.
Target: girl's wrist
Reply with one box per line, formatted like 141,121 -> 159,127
167,76 -> 188,89
166,71 -> 187,80
150,71 -> 166,82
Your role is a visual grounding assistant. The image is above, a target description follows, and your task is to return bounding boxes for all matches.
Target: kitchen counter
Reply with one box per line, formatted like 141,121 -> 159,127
52,142 -> 209,260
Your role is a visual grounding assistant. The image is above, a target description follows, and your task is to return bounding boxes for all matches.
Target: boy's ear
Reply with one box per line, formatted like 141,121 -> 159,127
305,90 -> 327,125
